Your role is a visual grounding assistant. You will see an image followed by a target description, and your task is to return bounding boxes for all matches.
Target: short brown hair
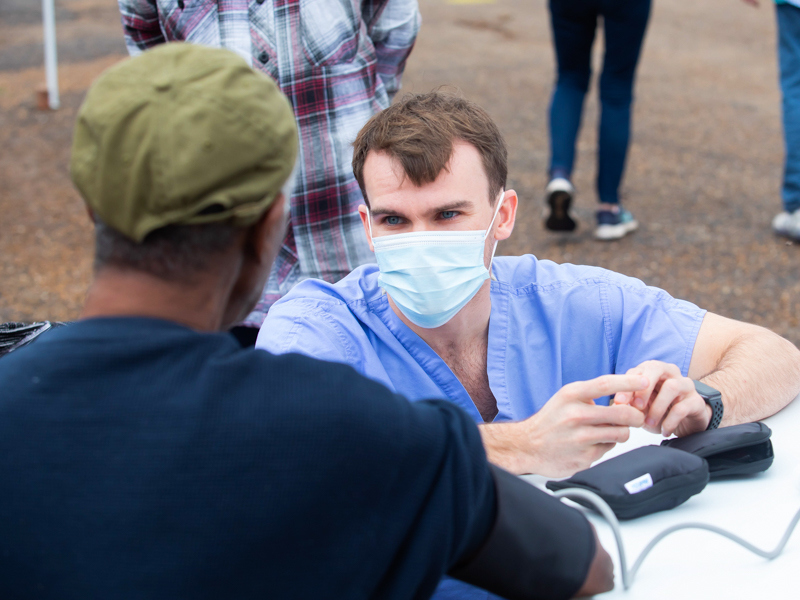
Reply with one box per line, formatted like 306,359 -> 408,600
352,92 -> 507,206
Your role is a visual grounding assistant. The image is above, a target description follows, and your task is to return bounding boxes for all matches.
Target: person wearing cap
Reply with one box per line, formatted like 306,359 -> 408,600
0,44 -> 619,599
118,0 -> 421,344
256,92 -> 800,598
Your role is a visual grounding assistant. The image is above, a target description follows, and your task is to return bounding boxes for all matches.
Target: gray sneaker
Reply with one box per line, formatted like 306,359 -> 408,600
772,209 -> 800,241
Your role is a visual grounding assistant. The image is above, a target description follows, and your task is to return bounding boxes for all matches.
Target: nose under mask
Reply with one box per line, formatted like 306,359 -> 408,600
368,193 -> 505,328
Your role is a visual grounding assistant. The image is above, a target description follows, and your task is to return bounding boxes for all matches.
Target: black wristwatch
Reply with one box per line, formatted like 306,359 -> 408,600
693,380 -> 724,430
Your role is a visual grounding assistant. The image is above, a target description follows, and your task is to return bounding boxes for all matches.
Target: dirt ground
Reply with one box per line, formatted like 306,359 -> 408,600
1,0 -> 799,346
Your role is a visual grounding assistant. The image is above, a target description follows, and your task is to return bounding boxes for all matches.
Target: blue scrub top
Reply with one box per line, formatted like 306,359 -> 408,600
257,256 -> 706,422
257,255 -> 706,600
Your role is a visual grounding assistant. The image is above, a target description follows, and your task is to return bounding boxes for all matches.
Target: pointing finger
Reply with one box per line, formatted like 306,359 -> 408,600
563,374 -> 650,404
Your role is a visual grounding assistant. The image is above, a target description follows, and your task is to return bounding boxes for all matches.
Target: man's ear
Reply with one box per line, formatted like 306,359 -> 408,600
358,203 -> 375,252
248,192 -> 289,264
222,196 -> 287,331
494,190 -> 518,241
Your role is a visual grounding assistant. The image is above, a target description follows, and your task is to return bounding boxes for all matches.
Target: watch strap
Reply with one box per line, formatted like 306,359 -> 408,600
693,380 -> 723,430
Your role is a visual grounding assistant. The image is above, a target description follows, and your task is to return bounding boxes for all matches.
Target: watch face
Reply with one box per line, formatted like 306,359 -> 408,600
693,379 -> 721,399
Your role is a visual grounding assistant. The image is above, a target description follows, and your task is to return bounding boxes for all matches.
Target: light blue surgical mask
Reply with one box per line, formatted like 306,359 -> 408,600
367,193 -> 505,329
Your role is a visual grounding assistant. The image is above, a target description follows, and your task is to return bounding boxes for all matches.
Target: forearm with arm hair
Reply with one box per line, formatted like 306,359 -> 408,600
693,321 -> 800,425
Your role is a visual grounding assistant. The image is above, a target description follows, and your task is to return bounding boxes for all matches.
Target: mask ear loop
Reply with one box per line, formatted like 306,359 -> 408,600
485,191 -> 505,270
366,206 -> 374,243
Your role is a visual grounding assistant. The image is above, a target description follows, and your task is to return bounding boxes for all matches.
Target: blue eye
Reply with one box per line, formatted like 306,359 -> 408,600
440,211 -> 457,219
385,216 -> 402,226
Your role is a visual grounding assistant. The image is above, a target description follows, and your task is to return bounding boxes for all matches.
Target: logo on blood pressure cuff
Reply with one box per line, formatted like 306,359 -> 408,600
624,473 -> 654,494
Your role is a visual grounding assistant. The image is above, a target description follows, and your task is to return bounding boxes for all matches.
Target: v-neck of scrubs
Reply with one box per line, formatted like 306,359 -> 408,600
373,287 -> 512,424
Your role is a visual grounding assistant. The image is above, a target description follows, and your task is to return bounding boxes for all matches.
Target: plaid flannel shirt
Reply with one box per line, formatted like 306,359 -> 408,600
118,0 -> 421,326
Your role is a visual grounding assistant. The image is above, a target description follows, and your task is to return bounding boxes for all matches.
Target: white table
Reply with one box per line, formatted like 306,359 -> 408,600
523,394 -> 800,599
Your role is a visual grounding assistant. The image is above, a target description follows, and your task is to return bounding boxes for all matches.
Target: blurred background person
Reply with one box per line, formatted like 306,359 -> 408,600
543,0 -> 651,241
118,0 -> 421,345
741,0 -> 800,240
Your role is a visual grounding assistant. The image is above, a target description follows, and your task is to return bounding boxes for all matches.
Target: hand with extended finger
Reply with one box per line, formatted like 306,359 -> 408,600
613,361 -> 712,438
481,374 -> 647,478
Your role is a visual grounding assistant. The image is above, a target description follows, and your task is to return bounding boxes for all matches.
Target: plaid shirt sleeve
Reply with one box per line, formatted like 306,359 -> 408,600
363,0 -> 421,99
118,0 -> 166,53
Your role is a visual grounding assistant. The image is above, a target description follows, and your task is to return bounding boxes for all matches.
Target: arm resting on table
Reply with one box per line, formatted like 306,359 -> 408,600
690,312 -> 800,426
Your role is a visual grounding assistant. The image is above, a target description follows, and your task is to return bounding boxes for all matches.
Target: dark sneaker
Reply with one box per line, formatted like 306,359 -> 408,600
544,177 -> 576,232
595,207 -> 638,241
772,209 -> 800,241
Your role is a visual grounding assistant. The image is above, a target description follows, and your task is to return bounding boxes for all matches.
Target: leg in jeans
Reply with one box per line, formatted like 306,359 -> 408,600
777,3 -> 800,215
596,0 -> 651,205
548,0 -> 597,180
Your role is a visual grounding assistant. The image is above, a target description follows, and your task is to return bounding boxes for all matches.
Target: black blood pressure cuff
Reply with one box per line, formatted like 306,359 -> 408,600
449,465 -> 595,600
546,446 -> 709,520
660,421 -> 774,478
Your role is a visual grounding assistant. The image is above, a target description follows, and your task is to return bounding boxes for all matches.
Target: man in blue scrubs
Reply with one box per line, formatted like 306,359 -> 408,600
256,91 -> 800,475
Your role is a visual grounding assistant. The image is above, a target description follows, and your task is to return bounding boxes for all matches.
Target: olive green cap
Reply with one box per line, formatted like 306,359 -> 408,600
70,43 -> 298,242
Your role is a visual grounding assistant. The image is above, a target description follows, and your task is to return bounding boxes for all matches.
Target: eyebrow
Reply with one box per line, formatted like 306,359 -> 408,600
369,200 -> 475,218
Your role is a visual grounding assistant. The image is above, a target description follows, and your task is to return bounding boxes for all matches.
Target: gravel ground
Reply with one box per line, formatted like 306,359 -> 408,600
1,0 -> 798,346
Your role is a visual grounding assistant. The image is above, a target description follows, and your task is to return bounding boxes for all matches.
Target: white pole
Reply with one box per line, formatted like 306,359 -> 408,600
42,0 -> 60,110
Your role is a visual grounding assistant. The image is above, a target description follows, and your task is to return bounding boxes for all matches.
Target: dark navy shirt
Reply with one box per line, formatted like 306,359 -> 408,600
0,318 -> 496,600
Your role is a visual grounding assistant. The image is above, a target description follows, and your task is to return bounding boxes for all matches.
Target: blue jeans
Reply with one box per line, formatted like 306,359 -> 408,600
777,3 -> 800,214
548,0 -> 651,205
